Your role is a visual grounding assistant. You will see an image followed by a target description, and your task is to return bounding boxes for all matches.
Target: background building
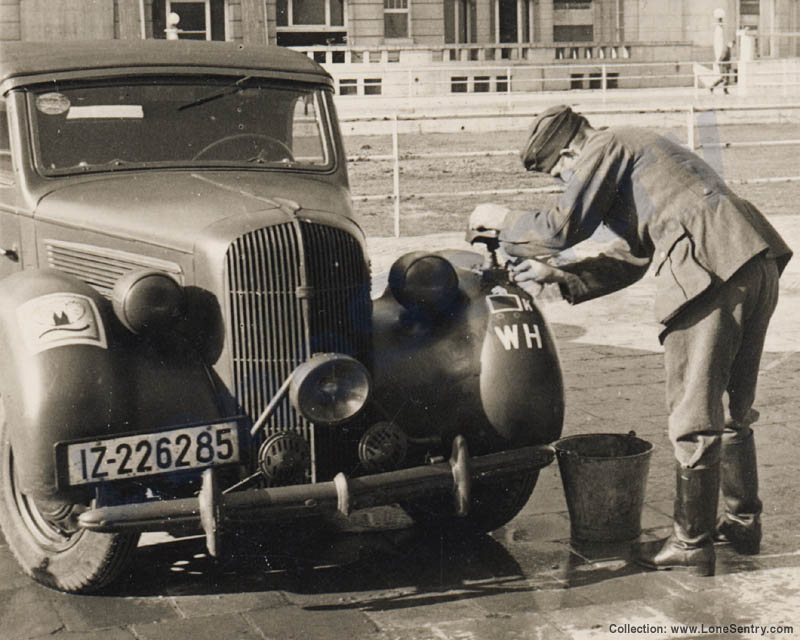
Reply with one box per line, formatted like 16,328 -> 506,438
1,0 -> 796,53
1,1 -> 798,96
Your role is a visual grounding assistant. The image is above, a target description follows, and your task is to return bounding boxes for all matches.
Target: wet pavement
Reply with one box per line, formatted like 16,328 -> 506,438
2,217 -> 800,639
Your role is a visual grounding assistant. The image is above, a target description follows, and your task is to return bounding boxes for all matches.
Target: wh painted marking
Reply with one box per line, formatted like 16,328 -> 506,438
494,323 -> 543,350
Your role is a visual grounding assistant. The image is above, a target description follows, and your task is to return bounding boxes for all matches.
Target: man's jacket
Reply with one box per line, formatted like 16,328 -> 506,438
499,127 -> 792,326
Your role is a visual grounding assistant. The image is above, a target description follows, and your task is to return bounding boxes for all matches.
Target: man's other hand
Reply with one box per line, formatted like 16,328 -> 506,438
469,203 -> 511,231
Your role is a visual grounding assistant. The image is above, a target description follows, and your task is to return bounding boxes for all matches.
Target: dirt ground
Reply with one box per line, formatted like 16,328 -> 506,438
346,122 -> 800,239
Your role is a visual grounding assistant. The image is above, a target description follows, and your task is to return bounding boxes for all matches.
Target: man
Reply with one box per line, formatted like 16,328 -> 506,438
470,105 -> 792,576
710,41 -> 735,94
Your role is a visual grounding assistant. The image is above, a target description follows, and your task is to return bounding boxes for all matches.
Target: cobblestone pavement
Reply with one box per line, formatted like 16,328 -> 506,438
2,216 -> 799,640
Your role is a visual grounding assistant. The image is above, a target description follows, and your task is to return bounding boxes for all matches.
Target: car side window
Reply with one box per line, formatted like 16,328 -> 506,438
0,98 -> 12,178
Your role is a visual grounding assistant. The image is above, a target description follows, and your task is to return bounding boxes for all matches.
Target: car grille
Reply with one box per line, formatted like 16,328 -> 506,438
225,221 -> 371,481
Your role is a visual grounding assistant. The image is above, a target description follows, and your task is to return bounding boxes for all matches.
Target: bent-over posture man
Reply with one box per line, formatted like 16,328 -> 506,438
470,105 -> 792,576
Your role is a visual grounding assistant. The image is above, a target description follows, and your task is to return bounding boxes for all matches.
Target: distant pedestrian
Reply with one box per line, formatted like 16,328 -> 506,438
470,105 -> 792,576
711,41 -> 735,94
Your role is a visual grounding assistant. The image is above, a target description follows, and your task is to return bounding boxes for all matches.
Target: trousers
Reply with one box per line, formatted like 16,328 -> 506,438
662,252 -> 779,468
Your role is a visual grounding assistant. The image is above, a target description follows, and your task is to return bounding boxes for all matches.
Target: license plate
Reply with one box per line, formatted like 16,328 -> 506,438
63,421 -> 240,486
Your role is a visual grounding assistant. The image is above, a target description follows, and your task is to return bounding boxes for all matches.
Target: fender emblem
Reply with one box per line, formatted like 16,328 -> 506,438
486,291 -> 533,313
17,293 -> 107,354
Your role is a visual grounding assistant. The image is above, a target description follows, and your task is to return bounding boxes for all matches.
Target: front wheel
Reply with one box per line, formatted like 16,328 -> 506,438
403,471 -> 539,535
0,401 -> 139,593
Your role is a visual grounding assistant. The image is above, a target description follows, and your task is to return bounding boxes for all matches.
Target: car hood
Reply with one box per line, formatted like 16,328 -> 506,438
34,171 -> 353,253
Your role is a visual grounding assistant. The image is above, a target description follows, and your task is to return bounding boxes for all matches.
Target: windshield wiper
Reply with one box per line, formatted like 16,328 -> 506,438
177,76 -> 252,112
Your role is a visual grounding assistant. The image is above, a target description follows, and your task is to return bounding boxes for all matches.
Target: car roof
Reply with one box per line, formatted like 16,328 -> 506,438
0,39 -> 332,91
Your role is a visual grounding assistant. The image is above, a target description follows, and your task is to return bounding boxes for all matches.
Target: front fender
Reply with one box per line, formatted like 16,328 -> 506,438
0,269 -> 223,502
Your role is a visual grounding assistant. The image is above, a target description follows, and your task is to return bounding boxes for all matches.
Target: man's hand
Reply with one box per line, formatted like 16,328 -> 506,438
469,203 -> 511,232
510,258 -> 565,285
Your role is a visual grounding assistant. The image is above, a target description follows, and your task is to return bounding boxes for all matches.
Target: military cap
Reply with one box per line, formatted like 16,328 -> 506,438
519,105 -> 587,172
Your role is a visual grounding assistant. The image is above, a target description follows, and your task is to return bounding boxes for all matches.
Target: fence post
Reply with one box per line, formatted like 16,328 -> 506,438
784,59 -> 789,98
506,66 -> 512,110
693,63 -> 699,101
601,64 -> 607,99
687,105 -> 695,150
392,113 -> 401,238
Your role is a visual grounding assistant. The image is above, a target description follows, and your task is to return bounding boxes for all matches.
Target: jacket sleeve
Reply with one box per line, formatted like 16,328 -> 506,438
499,132 -> 631,257
554,240 -> 652,304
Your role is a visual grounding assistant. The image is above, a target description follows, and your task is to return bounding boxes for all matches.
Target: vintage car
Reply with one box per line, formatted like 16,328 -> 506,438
0,40 -> 564,593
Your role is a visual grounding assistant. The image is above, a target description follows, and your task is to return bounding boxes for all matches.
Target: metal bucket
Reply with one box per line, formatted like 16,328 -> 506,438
553,432 -> 653,542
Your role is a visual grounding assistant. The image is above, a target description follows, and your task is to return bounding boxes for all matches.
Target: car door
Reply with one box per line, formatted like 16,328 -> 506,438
0,97 -> 22,279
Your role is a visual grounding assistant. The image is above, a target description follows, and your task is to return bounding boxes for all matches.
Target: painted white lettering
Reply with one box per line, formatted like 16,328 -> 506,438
522,298 -> 533,311
494,324 -> 520,350
523,323 -> 543,349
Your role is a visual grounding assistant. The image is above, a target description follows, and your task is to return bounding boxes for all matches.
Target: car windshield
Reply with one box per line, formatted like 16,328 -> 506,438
29,77 -> 334,175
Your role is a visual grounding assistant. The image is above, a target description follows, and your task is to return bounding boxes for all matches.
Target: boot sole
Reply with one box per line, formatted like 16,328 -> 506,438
635,558 -> 715,577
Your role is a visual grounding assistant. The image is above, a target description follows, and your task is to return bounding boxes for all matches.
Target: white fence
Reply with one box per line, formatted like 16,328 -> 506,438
318,57 -> 800,99
346,104 -> 800,237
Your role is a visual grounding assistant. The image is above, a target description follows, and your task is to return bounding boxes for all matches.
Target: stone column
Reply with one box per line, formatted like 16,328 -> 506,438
241,0 -> 268,44
538,0 -> 552,45
117,0 -> 143,39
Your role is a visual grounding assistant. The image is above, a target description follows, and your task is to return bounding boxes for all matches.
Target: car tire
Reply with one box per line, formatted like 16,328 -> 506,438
403,471 -> 539,535
0,399 -> 139,593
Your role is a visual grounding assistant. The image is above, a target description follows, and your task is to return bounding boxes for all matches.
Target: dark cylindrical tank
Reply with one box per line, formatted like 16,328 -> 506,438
371,251 -> 564,453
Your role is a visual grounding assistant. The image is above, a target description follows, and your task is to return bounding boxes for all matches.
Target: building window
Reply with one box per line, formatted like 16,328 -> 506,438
153,0 -> 226,40
276,0 -> 346,46
739,0 -> 759,29
740,0 -> 760,15
364,78 -> 382,95
445,0 -> 476,44
474,76 -> 490,92
553,25 -> 593,42
339,79 -> 358,95
277,0 -> 345,26
553,0 -> 592,8
384,0 -> 409,39
451,76 -> 468,92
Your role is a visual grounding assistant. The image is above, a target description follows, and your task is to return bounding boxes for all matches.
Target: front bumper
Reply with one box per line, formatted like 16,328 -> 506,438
77,436 -> 554,555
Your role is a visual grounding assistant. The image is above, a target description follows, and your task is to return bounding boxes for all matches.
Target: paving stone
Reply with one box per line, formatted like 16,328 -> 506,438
542,599 -> 690,639
246,606 -> 379,639
495,511 -> 572,542
469,582 -> 593,614
133,613 -> 262,640
28,629 -> 137,640
402,611 -> 574,640
0,586 -> 64,640
0,548 -> 37,593
171,591 -> 288,618
51,593 -> 179,632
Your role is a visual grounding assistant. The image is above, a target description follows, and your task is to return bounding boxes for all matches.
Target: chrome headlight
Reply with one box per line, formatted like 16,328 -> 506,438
289,353 -> 371,425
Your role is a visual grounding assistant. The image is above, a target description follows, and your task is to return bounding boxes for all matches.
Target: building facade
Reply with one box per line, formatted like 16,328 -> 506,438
1,0 -> 797,54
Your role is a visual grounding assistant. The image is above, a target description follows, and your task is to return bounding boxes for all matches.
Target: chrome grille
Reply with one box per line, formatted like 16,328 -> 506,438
225,221 -> 371,481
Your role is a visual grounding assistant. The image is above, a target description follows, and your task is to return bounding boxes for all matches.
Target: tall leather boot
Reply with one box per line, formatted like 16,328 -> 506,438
715,428 -> 762,554
637,464 -> 719,577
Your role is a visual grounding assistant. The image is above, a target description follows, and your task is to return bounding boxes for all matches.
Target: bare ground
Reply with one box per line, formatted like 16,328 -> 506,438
347,122 -> 800,239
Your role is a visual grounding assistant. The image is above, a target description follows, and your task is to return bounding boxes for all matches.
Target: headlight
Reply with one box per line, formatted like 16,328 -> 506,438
112,269 -> 185,335
289,353 -> 371,425
388,251 -> 459,314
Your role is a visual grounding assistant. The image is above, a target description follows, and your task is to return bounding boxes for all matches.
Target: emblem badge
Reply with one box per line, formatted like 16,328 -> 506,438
17,293 -> 107,354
